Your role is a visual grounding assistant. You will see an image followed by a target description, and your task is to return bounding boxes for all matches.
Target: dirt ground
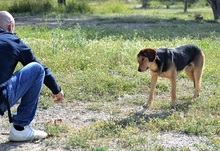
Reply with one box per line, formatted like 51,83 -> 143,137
1,101 -> 208,151
0,15 -> 209,151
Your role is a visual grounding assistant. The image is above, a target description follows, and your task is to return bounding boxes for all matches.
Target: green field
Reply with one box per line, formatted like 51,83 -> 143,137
1,1 -> 220,150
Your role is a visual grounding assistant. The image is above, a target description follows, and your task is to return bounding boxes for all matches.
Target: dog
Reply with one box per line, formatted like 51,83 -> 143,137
137,44 -> 205,108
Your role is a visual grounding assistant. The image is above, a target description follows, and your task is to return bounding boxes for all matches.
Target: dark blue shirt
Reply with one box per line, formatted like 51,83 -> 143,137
0,28 -> 61,94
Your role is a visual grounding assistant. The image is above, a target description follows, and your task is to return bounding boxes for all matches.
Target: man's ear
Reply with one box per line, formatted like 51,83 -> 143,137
143,48 -> 156,62
8,21 -> 15,33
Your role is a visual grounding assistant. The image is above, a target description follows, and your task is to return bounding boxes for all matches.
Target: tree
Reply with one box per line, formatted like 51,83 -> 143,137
157,0 -> 194,11
141,0 -> 150,8
208,0 -> 220,20
158,0 -> 176,9
58,0 -> 66,6
182,0 -> 198,12
183,0 -> 188,12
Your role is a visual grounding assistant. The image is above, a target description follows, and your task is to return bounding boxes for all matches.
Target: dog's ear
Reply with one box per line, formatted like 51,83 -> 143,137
140,48 -> 156,62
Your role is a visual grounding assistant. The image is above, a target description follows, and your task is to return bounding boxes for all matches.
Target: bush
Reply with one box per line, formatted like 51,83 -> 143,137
8,0 -> 53,14
2,0 -> 92,14
95,0 -> 130,14
65,0 -> 92,13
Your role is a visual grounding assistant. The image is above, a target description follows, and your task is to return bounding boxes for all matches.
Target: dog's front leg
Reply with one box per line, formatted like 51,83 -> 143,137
143,74 -> 158,108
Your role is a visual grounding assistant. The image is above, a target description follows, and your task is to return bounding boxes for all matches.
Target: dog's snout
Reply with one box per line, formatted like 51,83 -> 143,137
138,68 -> 142,72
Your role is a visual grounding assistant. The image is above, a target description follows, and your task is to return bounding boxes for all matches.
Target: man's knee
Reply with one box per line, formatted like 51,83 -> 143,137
27,62 -> 45,77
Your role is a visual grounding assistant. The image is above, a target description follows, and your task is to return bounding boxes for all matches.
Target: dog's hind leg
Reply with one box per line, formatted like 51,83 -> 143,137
185,63 -> 195,87
193,69 -> 202,98
192,55 -> 205,98
193,65 -> 204,98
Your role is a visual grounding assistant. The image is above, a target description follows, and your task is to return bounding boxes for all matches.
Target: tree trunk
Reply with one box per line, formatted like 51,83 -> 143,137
208,0 -> 220,20
141,0 -> 149,8
58,0 -> 66,5
184,0 -> 188,12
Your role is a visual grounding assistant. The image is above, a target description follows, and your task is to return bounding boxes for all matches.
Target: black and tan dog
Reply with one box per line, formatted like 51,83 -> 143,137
137,44 -> 205,108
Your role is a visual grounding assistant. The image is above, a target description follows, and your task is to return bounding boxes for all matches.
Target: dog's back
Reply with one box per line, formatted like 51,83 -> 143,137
156,44 -> 203,72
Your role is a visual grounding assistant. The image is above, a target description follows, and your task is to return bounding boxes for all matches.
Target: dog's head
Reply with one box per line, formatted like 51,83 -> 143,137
137,48 -> 156,72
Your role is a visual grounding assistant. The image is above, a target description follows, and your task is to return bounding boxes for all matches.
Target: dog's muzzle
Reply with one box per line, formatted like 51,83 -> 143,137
138,67 -> 149,72
138,68 -> 142,72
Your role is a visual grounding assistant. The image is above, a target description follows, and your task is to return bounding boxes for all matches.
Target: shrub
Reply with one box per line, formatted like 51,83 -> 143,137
65,0 -> 92,13
94,0 -> 130,14
4,0 -> 92,14
8,0 -> 53,14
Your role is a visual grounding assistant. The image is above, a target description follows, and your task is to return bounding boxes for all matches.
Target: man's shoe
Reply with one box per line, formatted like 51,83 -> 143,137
9,125 -> 48,141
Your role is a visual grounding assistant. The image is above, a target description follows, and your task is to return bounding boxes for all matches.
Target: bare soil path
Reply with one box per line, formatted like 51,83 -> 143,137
1,101 -> 208,150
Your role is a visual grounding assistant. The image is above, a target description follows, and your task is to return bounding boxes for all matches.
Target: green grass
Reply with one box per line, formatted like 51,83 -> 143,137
11,4 -> 220,151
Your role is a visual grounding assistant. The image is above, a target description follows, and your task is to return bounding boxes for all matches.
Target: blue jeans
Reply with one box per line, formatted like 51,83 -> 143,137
0,62 -> 45,126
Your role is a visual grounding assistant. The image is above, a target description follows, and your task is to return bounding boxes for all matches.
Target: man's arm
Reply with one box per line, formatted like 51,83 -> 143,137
18,38 -> 63,100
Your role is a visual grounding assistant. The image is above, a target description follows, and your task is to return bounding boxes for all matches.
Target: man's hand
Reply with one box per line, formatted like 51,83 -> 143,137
51,91 -> 64,103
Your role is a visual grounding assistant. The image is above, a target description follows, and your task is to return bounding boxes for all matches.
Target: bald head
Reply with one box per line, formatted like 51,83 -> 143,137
0,11 -> 15,33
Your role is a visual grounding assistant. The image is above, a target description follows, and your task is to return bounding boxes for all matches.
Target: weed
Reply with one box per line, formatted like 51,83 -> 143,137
45,120 -> 69,137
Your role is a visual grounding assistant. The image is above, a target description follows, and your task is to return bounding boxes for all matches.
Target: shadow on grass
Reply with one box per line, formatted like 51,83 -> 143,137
117,109 -> 171,128
15,13 -> 220,41
82,15 -> 219,40
171,99 -> 193,112
116,99 -> 193,128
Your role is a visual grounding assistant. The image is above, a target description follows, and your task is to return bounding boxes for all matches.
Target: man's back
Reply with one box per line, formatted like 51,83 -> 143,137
0,28 -> 20,83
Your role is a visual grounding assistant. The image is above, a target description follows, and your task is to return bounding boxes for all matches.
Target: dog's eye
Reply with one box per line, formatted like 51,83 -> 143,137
142,58 -> 145,61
